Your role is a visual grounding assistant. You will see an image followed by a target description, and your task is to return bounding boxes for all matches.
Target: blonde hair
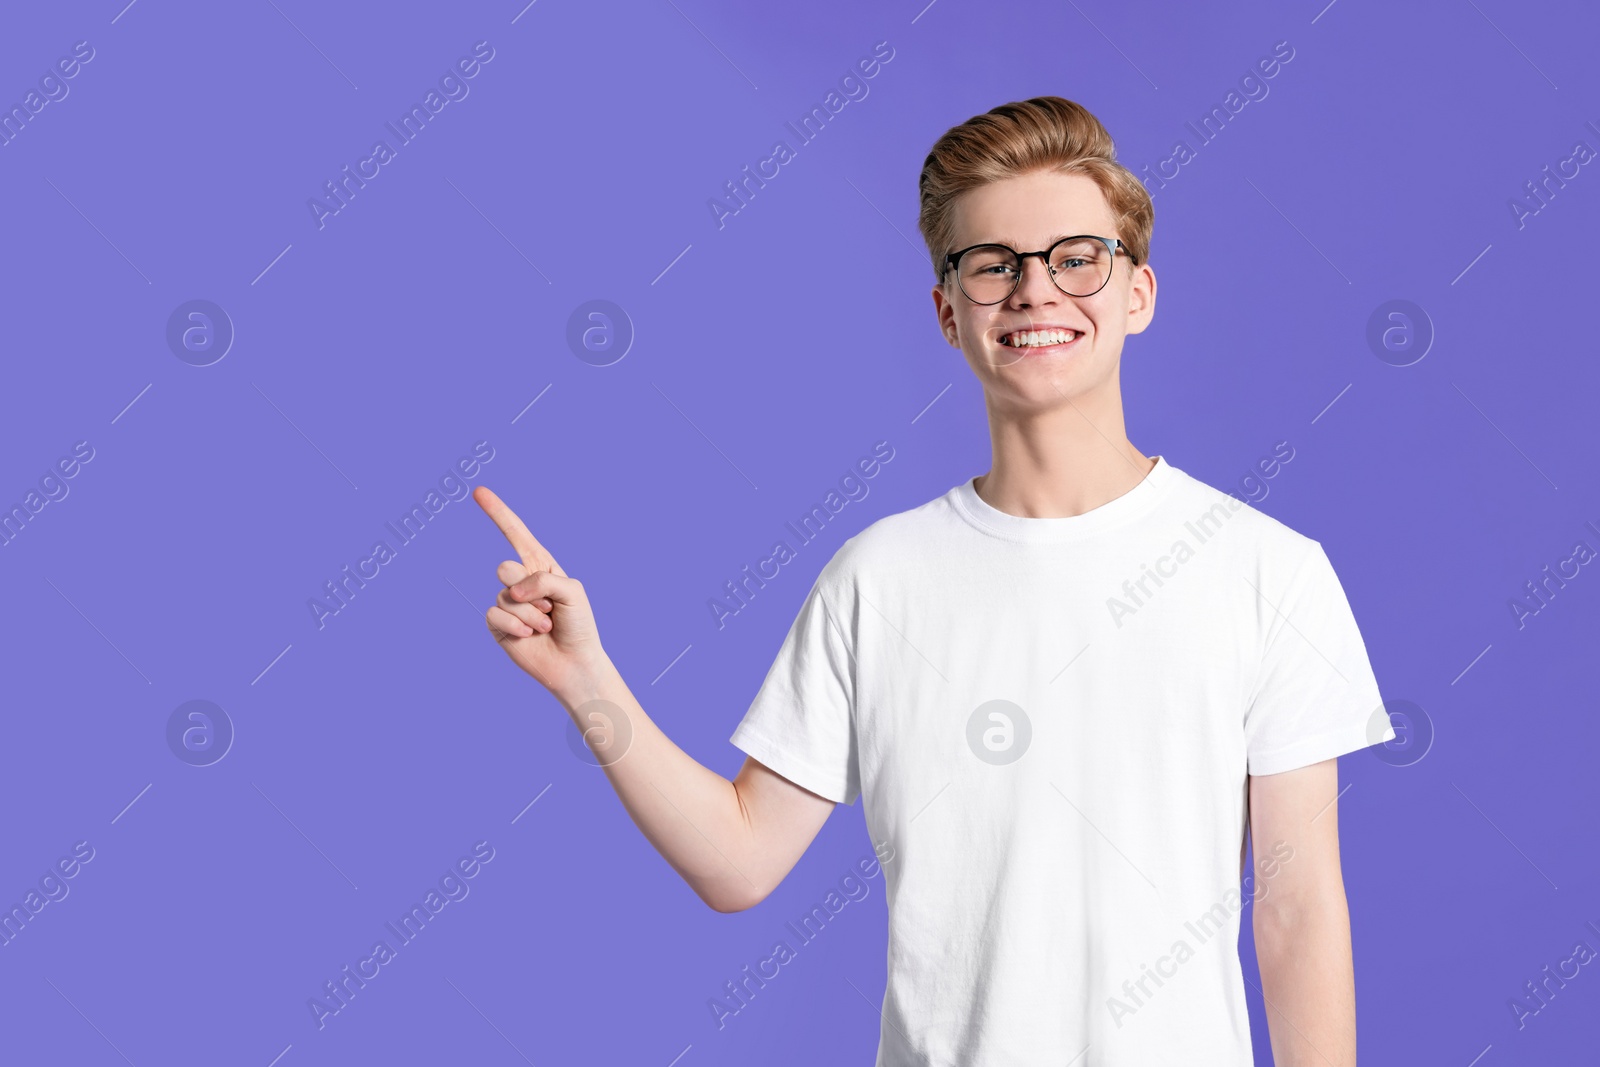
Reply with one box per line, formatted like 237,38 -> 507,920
916,96 -> 1153,283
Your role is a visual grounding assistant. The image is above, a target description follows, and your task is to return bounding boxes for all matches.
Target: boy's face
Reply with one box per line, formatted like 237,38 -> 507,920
932,169 -> 1155,411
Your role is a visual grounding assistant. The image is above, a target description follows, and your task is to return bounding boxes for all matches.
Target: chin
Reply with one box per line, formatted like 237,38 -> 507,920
980,358 -> 1111,407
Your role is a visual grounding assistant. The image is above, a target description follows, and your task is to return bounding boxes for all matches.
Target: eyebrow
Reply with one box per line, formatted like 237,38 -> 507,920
982,232 -> 1100,248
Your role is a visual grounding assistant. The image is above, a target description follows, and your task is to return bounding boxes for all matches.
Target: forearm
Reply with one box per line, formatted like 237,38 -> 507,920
553,654 -> 764,912
1253,893 -> 1357,1065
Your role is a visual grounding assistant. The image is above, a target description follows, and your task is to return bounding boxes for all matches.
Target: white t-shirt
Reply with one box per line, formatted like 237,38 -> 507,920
729,455 -> 1393,1066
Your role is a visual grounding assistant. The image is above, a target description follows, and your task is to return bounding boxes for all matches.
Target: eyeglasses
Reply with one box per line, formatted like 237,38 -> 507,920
942,235 -> 1133,305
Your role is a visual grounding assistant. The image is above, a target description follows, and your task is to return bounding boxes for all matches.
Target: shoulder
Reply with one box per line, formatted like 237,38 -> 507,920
811,483 -> 958,594
1161,463 -> 1323,572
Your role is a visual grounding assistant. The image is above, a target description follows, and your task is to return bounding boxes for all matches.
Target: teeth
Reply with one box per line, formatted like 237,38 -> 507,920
1003,328 -> 1076,348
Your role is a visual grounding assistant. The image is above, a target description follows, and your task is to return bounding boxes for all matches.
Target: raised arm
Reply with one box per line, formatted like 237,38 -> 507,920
1248,758 -> 1357,1066
472,485 -> 836,912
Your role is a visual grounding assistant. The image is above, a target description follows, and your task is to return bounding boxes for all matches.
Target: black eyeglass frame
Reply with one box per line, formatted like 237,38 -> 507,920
942,235 -> 1135,305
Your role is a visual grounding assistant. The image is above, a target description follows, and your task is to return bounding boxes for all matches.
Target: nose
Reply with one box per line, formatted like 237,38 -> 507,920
1007,253 -> 1062,307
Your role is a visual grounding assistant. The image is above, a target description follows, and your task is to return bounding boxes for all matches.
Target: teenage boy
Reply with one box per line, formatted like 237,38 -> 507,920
474,95 -> 1393,1066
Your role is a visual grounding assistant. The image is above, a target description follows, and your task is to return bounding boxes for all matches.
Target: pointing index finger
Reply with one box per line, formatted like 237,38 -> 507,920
473,485 -> 560,574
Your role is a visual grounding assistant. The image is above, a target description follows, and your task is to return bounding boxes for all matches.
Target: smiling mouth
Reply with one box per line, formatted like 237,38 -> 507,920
998,327 -> 1081,351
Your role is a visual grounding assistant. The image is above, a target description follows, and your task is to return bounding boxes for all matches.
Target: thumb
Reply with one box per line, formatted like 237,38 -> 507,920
507,568 -> 586,607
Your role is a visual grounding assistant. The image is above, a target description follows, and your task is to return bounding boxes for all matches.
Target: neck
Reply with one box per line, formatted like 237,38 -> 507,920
974,381 -> 1153,519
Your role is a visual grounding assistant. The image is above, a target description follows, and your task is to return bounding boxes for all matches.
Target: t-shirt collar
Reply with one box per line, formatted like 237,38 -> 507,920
950,455 -> 1177,544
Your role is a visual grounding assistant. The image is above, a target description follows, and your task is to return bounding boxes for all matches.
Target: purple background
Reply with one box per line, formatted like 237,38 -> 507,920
2,0 -> 1597,1063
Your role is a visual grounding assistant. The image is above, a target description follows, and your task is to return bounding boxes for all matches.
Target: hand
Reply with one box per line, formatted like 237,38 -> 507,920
473,484 -> 607,700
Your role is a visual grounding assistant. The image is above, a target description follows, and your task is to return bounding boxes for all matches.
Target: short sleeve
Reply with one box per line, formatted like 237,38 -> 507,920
729,573 -> 861,805
1243,541 -> 1394,775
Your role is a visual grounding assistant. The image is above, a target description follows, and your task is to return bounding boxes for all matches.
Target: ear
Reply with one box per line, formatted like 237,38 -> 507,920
931,282 -> 960,347
1125,261 -> 1157,335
